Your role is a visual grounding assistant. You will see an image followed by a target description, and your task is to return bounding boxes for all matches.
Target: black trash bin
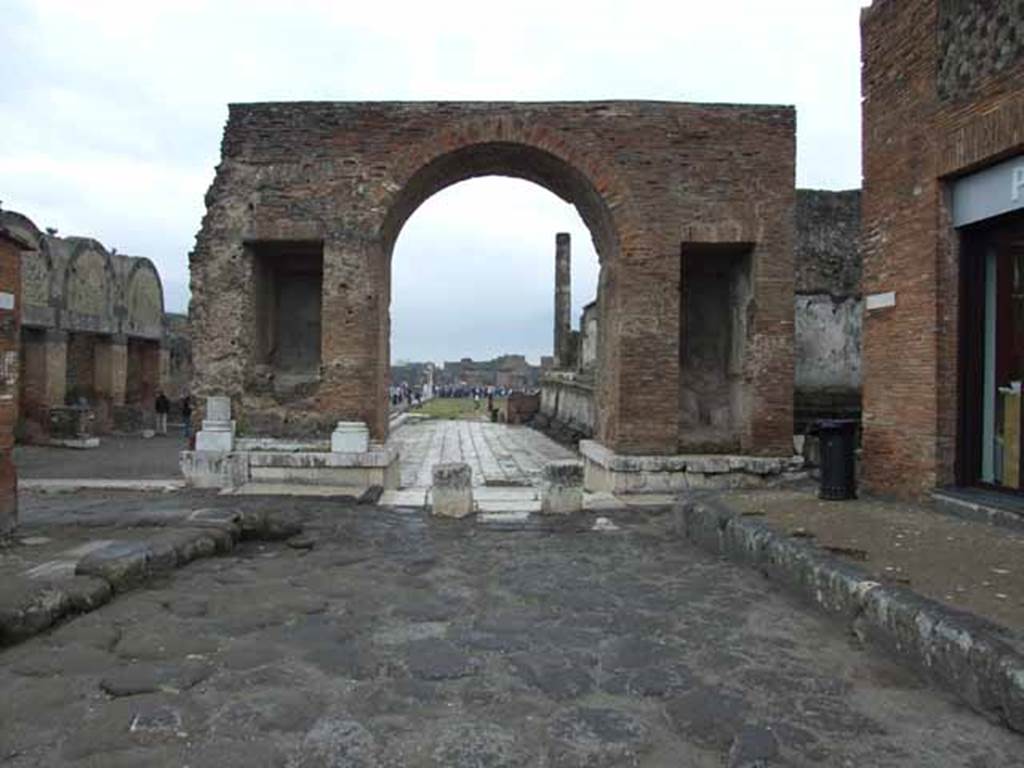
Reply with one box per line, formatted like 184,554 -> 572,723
813,419 -> 858,500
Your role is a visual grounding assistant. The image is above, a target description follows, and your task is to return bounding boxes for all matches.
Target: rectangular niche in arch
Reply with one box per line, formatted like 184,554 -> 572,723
248,240 -> 324,396
679,242 -> 753,453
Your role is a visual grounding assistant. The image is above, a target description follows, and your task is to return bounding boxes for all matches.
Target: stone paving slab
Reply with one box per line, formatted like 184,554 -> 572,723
1,495 -> 1021,766
389,419 -> 576,491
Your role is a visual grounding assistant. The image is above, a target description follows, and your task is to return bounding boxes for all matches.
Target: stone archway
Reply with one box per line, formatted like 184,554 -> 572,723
374,135 -> 633,451
189,101 -> 796,484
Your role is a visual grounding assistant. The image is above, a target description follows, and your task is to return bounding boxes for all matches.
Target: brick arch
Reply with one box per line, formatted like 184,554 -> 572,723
379,117 -> 639,262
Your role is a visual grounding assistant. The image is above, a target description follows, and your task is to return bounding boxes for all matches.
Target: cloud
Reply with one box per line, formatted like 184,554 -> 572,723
0,0 -> 870,357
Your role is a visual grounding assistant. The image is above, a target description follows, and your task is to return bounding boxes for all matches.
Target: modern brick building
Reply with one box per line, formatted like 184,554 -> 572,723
861,0 -> 1024,498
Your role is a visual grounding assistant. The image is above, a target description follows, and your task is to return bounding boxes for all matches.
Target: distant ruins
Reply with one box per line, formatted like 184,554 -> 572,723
0,209 -> 186,441
186,100 -> 797,491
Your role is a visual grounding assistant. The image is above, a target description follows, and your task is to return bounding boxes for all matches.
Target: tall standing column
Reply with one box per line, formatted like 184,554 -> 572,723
554,232 -> 572,368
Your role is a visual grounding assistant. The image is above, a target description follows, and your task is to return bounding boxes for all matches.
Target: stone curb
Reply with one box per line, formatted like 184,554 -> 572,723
0,509 -> 303,648
673,496 -> 1024,734
19,478 -> 186,493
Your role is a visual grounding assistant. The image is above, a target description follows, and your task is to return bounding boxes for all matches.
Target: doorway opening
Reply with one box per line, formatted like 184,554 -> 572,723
959,210 -> 1024,492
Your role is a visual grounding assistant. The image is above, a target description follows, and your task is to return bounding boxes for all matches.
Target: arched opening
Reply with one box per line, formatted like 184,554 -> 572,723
380,142 -> 621,265
381,142 -> 615,426
390,176 -> 599,370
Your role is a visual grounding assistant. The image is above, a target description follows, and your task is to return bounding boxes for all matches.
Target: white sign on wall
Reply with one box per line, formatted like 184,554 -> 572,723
952,154 -> 1024,228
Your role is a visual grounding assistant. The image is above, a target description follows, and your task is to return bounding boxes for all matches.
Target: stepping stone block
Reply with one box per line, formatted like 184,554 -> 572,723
541,460 -> 584,515
431,463 -> 474,519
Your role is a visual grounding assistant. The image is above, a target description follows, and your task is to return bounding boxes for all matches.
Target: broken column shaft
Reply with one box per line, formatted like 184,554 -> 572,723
554,232 -> 572,368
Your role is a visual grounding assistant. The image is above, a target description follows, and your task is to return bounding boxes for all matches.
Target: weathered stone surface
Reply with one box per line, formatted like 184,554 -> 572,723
100,660 -> 213,697
548,706 -> 651,767
427,721 -> 531,768
728,724 -> 781,768
186,507 -> 243,539
666,686 -> 750,750
508,653 -> 595,701
213,688 -> 323,734
402,638 -> 479,680
75,541 -> 153,590
291,716 -> 378,768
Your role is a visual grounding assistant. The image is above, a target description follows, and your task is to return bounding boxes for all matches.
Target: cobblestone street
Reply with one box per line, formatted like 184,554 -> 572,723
2,492 -> 1021,767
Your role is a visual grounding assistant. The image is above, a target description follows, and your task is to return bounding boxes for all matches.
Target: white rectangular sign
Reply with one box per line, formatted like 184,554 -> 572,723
952,154 -> 1024,228
866,291 -> 896,311
0,293 -> 14,311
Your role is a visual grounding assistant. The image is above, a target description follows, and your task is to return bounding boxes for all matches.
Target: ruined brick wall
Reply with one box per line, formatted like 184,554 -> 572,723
861,0 -> 1024,497
937,0 -> 1024,101
795,190 -> 861,297
192,101 -> 795,456
0,232 -> 22,534
794,190 -> 862,430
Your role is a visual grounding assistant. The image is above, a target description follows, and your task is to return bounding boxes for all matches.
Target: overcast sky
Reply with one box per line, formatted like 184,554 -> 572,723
0,0 -> 870,364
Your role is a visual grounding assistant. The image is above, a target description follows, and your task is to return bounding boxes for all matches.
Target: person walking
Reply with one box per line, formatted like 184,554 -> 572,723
181,393 -> 193,439
155,390 -> 170,435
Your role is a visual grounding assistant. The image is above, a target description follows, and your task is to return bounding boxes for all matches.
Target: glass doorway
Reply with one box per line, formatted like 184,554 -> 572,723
960,212 -> 1024,491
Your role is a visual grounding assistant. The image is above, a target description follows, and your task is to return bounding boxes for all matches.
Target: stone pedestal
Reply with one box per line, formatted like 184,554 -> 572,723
195,396 -> 235,452
331,421 -> 370,453
431,462 -> 474,518
540,460 -> 584,515
48,405 -> 100,448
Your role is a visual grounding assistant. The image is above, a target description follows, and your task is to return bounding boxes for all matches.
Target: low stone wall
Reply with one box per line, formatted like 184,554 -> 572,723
180,446 -> 400,490
535,373 -> 595,445
581,440 -> 805,494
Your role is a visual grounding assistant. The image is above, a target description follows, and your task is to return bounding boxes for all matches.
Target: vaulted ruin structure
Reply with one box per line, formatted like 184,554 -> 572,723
187,100 -> 797,490
0,210 -> 175,440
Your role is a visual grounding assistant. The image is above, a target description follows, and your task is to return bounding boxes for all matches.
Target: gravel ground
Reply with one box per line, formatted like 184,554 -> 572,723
1,493 -> 1021,766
